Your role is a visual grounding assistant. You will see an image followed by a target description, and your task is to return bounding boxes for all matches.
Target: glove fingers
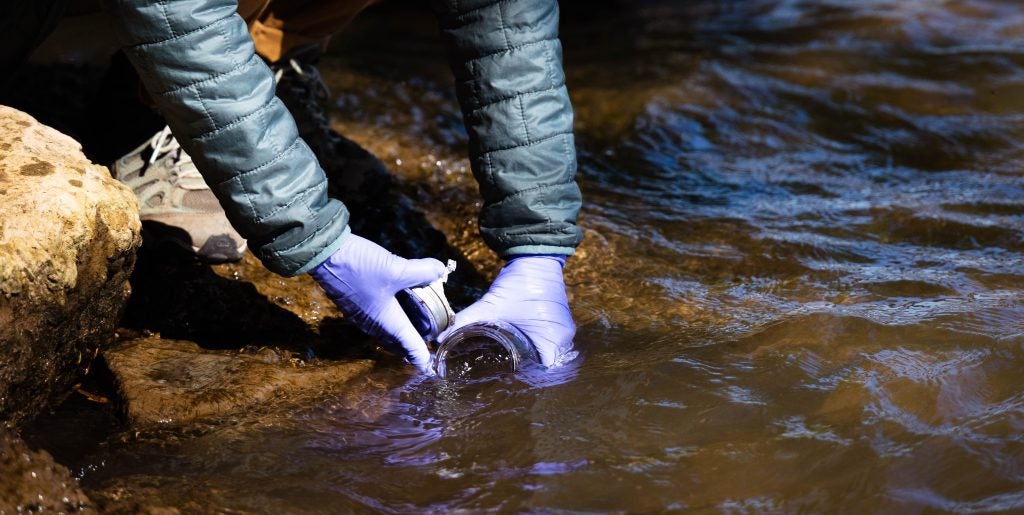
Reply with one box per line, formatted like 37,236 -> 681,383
397,258 -> 447,290
378,297 -> 433,372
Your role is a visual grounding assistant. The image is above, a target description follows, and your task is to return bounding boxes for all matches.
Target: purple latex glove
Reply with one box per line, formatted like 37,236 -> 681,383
309,234 -> 447,371
439,255 -> 578,368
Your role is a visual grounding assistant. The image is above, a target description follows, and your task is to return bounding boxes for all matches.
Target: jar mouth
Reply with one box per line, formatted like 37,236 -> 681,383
433,321 -> 537,379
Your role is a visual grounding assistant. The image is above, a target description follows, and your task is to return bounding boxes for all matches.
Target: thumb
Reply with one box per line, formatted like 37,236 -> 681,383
378,297 -> 433,373
397,258 -> 447,290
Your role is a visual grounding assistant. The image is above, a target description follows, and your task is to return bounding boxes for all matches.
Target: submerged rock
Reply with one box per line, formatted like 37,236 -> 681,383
0,429 -> 92,512
104,337 -> 374,426
0,106 -> 141,426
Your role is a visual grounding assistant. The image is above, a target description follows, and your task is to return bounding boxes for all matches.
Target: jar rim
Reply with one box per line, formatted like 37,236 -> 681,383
433,320 -> 537,378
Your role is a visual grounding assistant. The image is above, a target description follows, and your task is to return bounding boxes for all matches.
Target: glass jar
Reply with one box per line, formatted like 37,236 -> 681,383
432,321 -> 539,380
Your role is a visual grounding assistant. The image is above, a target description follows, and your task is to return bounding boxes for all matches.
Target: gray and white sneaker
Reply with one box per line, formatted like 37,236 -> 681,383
112,126 -> 247,263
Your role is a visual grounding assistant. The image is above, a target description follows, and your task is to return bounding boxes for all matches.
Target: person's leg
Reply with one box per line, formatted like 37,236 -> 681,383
236,0 -> 272,22
0,0 -> 68,93
240,0 -> 386,203
245,0 -> 378,63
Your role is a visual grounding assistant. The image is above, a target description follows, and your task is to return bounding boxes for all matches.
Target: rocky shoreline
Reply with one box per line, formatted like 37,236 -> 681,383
0,103 -> 475,512
0,106 -> 133,511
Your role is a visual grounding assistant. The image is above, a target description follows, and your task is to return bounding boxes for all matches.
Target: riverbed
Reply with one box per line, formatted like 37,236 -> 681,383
28,0 -> 1024,512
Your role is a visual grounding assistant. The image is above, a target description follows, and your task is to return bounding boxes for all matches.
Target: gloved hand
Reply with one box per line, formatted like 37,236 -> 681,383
438,255 -> 577,368
309,234 -> 447,372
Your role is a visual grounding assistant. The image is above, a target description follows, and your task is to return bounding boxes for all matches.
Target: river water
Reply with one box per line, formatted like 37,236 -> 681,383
44,0 -> 1024,512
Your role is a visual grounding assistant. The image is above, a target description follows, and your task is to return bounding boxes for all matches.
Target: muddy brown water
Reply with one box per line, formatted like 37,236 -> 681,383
25,0 -> 1024,512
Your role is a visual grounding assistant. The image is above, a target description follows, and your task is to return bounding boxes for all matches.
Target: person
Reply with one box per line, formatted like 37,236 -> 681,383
5,0 -> 584,373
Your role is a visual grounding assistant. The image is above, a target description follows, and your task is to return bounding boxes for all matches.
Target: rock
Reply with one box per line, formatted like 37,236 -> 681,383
0,429 -> 93,512
88,482 -> 183,515
104,337 -> 374,426
0,106 -> 142,426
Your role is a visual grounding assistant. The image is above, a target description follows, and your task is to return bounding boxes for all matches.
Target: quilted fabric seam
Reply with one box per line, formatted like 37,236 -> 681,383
458,37 -> 558,66
158,52 -> 257,96
213,137 -> 302,187
254,180 -> 323,224
193,97 -> 276,142
487,178 -> 576,206
477,129 -> 572,155
158,0 -> 174,38
464,83 -> 564,114
131,11 -> 232,48
443,0 -> 516,20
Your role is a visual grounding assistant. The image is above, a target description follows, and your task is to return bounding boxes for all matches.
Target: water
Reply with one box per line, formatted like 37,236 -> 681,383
46,0 -> 1024,511
434,321 -> 534,379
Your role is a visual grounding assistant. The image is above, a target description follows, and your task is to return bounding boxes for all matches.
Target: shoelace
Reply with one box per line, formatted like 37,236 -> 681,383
273,58 -> 328,98
273,58 -> 333,132
146,126 -> 202,180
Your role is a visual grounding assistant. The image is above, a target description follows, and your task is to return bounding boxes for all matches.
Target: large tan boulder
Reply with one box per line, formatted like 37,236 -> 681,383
0,106 -> 141,426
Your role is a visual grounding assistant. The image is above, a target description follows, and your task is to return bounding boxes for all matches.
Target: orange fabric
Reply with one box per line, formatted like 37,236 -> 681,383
67,0 -> 373,62
238,0 -> 378,62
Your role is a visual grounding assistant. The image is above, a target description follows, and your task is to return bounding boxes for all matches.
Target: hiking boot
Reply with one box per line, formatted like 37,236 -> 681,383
270,44 -> 389,201
112,126 -> 247,263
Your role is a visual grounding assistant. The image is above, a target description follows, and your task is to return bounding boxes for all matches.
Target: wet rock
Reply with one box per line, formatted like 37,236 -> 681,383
0,106 -> 141,426
89,483 -> 183,515
0,429 -> 92,512
121,246 -> 336,351
104,337 -> 374,426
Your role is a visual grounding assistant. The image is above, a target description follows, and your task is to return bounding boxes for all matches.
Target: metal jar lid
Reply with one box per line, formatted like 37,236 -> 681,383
396,260 -> 456,342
